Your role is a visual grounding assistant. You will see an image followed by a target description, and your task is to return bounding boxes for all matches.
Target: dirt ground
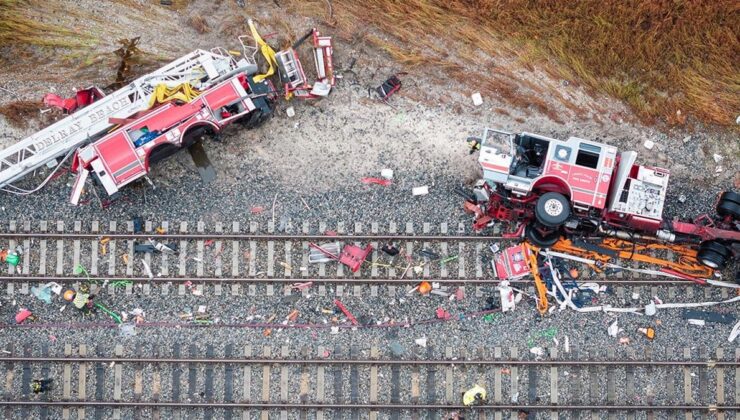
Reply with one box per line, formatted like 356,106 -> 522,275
0,0 -> 737,204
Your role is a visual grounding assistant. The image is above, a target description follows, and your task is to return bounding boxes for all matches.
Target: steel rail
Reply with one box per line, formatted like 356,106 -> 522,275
0,401 -> 735,410
0,275 -> 699,285
1,356 -> 735,367
0,232 -> 497,241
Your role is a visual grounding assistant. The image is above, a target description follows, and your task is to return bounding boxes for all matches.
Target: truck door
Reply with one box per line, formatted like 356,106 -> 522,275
92,132 -> 146,194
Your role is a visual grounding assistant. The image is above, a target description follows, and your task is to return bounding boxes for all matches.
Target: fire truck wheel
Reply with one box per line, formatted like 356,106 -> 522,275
717,192 -> 740,219
535,192 -> 571,227
697,241 -> 730,269
525,225 -> 560,248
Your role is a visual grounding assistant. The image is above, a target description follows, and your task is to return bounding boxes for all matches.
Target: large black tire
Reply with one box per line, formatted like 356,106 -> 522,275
717,191 -> 740,219
535,192 -> 571,227
525,225 -> 560,248
697,240 -> 730,269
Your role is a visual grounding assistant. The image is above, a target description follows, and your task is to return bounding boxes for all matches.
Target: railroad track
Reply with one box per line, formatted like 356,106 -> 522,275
2,220 -> 728,284
1,344 -> 738,419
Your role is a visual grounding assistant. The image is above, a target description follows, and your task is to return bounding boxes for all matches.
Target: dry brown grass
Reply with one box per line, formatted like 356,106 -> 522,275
188,14 -> 210,34
292,0 -> 739,127
0,0 -> 95,49
0,100 -> 44,128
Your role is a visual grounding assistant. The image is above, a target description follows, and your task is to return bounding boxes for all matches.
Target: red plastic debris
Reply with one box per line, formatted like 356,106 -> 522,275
436,307 -> 452,320
43,93 -> 78,113
339,244 -> 373,273
454,287 -> 465,301
333,299 -> 358,325
15,308 -> 32,324
324,230 -> 338,236
361,177 -> 392,187
250,206 -> 265,214
204,239 -> 214,247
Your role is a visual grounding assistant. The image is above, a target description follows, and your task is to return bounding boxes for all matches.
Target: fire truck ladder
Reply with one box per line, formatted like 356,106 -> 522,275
0,49 -> 245,193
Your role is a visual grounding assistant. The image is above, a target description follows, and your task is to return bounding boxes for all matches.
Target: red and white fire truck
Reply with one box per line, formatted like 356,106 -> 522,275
462,128 -> 739,269
0,25 -> 335,204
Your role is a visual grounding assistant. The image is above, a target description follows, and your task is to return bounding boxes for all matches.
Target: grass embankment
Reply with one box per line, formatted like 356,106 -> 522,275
302,0 -> 739,126
0,0 -> 95,49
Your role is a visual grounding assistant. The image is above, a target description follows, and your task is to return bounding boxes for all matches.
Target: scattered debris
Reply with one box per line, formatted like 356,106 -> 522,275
471,92 -> 483,106
728,321 -> 740,343
381,169 -> 394,179
414,337 -> 427,347
607,320 -> 621,337
418,281 -> 432,295
333,299 -> 358,325
529,347 -> 544,357
643,139 -> 655,150
498,281 -> 516,312
436,308 -> 452,320
412,186 -> 429,196
361,177 -> 392,186
15,308 -> 33,323
619,337 -> 630,345
373,74 -> 403,102
681,310 -> 736,324
637,327 -> 655,340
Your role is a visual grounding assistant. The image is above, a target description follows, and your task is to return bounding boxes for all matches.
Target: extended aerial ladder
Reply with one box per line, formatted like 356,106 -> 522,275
0,47 -> 258,193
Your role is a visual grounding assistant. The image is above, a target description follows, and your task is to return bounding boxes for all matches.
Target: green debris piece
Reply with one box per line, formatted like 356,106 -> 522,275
440,255 -> 459,265
73,264 -> 88,276
527,327 -> 558,348
482,313 -> 500,323
5,253 -> 20,266
109,280 -> 133,288
94,302 -> 122,324
194,319 -> 212,325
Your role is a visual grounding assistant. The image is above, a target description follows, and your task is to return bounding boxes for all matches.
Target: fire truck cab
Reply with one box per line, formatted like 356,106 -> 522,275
478,128 -> 622,212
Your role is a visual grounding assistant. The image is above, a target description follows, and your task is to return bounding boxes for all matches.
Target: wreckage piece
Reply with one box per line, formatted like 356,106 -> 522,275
69,72 -> 276,204
373,74 -> 403,101
463,127 -> 739,269
1,48 -> 253,192
276,28 -> 335,99
308,242 -> 373,273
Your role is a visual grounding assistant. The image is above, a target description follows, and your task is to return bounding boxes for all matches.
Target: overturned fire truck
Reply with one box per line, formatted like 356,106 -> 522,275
461,128 -> 739,270
0,21 -> 335,205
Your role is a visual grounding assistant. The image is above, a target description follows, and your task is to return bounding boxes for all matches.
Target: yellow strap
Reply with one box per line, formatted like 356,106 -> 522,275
248,20 -> 278,83
148,83 -> 200,107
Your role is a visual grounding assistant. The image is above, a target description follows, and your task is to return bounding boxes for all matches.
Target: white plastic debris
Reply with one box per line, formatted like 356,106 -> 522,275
688,319 -> 705,326
564,336 -> 570,353
682,135 -> 692,143
412,186 -> 429,196
415,337 -> 428,347
529,347 -> 544,357
44,282 -> 63,295
728,321 -> 740,342
511,392 -> 519,403
310,81 -> 331,97
286,106 -> 295,117
498,281 -> 516,312
141,259 -> 154,279
330,326 -> 340,334
197,305 -> 207,314
631,292 -> 640,300
644,301 -> 657,316
489,243 -> 500,253
381,168 -> 394,179
643,140 -> 655,150
471,92 -> 483,106
713,154 -> 724,163
608,320 -> 621,337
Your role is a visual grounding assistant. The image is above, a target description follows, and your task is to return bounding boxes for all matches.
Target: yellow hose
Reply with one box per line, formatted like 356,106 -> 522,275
248,19 -> 278,83
148,83 -> 200,107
